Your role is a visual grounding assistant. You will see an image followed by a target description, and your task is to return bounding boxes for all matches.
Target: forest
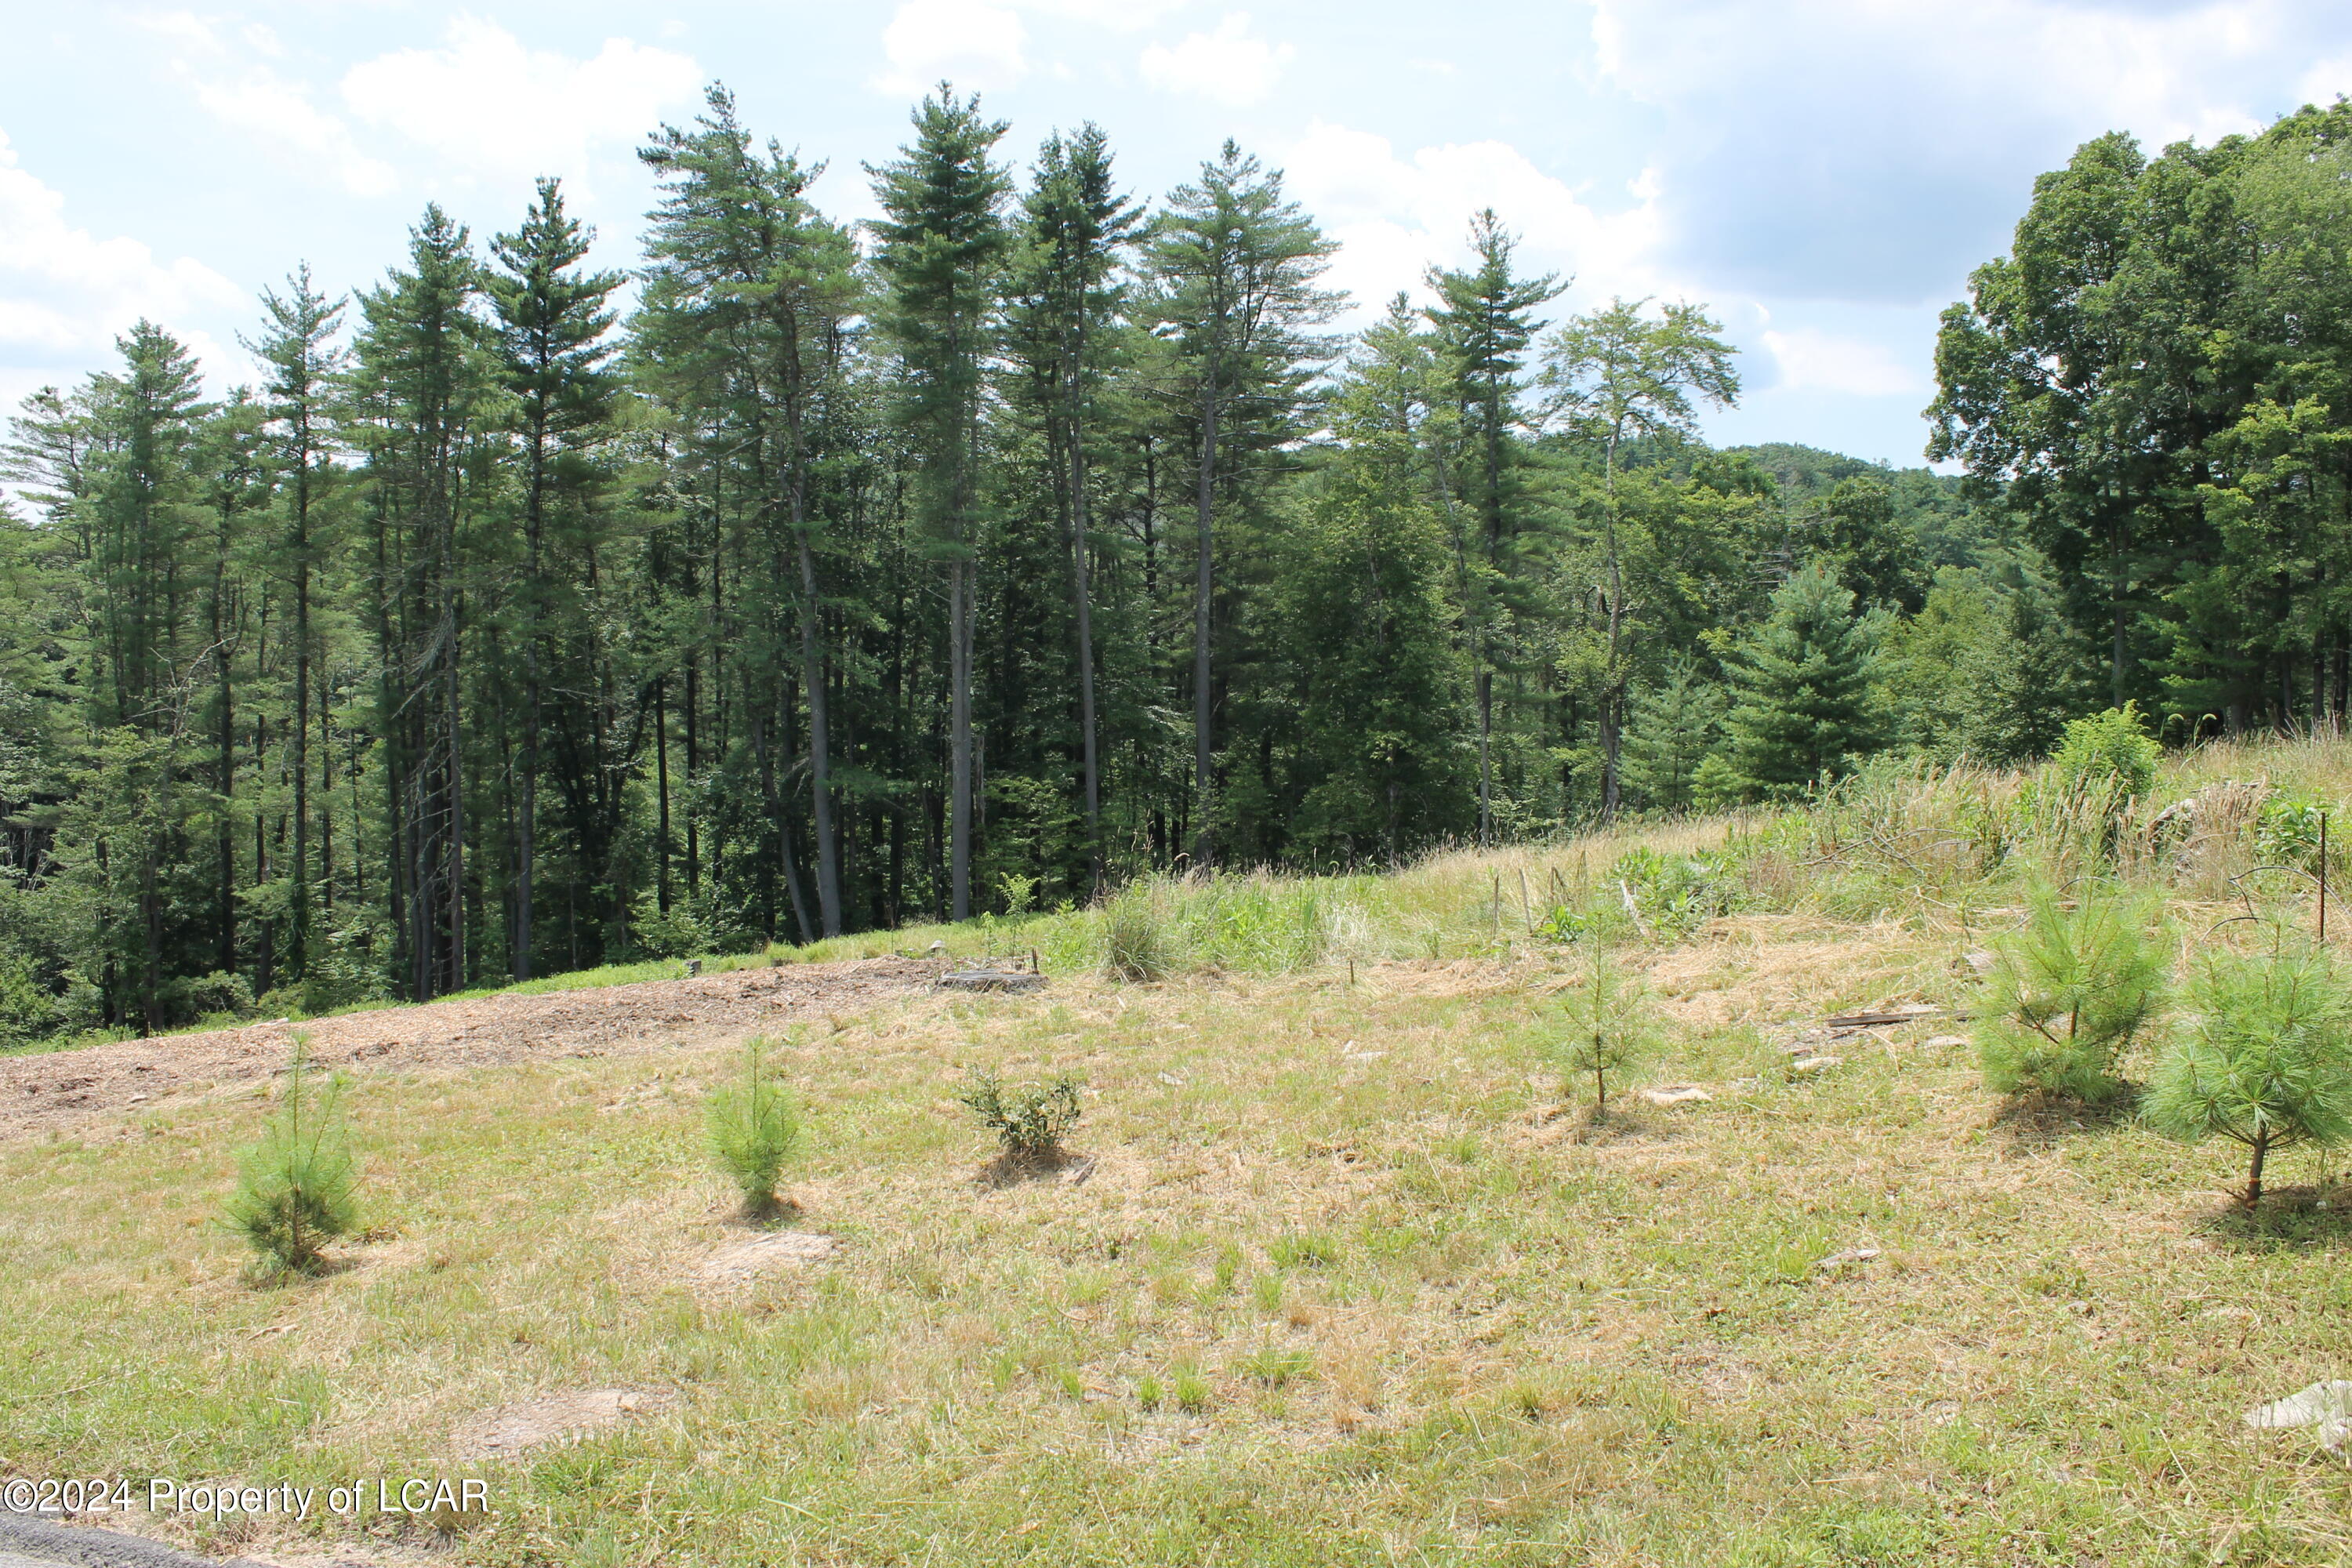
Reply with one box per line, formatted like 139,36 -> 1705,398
4,85 -> 2351,1037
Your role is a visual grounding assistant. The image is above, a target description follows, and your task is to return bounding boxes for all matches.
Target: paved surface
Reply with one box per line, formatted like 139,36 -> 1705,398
0,1515 -> 264,1567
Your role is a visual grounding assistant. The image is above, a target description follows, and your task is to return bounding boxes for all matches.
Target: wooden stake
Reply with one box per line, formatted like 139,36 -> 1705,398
1519,869 -> 1534,933
2322,812 -> 2331,945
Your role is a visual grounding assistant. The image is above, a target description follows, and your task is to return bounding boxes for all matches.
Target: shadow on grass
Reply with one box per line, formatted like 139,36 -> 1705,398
976,1147 -> 1095,1189
2194,1185 -> 2352,1250
1988,1090 -> 2139,1151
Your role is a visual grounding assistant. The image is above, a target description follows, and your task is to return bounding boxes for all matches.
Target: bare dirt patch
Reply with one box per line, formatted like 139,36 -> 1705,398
448,1387 -> 677,1460
0,957 -> 937,1142
697,1229 -> 840,1283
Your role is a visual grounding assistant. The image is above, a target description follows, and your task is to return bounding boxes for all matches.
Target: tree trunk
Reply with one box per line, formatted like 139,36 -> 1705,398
1192,381 -> 1219,870
949,556 -> 974,920
797,533 -> 841,937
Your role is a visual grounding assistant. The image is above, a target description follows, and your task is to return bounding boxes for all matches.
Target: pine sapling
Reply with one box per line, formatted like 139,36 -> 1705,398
1975,882 -> 2165,1104
1552,942 -> 1659,1119
223,1036 -> 359,1276
2145,941 -> 2352,1204
706,1035 -> 801,1220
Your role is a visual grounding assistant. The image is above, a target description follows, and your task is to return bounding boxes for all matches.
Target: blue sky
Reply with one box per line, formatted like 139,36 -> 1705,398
4,0 -> 2350,467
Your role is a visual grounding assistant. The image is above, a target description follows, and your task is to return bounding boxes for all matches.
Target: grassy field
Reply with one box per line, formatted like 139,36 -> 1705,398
9,740 -> 2352,1565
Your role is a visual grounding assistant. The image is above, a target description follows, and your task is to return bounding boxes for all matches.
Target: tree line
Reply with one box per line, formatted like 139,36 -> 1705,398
18,82 -> 2336,1036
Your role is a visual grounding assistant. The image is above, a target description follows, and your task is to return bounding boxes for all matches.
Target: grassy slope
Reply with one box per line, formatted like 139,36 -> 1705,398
9,742 -> 2352,1566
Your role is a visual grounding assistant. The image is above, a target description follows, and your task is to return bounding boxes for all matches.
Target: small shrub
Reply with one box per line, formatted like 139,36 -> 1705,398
1974,883 -> 2165,1103
1612,846 -> 1740,938
2256,795 -> 2333,874
2145,941 -> 2352,1203
956,1068 -> 1081,1163
706,1036 -> 801,1219
2053,703 -> 2159,800
1551,943 -> 1660,1116
223,1036 -> 359,1276
1102,880 -> 1178,982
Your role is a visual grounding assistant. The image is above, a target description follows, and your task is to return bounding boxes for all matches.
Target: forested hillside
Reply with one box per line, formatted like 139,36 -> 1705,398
4,86 -> 2347,1037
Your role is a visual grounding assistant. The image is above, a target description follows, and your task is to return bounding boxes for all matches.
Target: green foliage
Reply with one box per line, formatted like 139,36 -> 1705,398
1102,880 -> 1178,982
1720,564 -> 1885,800
1613,846 -> 1740,939
1621,662 -> 1725,813
2053,704 -> 2159,800
2255,796 -> 2333,873
222,1038 -> 360,1275
1550,944 -> 1659,1115
2146,942 -> 2352,1203
706,1036 -> 802,1219
1974,883 -> 2166,1103
956,1068 -> 1082,1162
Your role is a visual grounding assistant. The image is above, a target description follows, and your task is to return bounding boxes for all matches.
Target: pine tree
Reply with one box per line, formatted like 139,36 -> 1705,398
1621,660 -> 1725,812
245,266 -> 345,984
868,85 -> 1012,922
1426,211 -> 1563,844
1143,140 -> 1338,868
1721,564 -> 1885,797
485,177 -> 624,973
1010,124 -> 1136,892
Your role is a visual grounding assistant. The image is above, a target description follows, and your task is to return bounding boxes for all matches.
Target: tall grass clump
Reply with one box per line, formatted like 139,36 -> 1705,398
706,1036 -> 801,1220
223,1036 -> 359,1276
1975,882 -> 2166,1104
2146,939 -> 2352,1203
1102,878 -> 1180,982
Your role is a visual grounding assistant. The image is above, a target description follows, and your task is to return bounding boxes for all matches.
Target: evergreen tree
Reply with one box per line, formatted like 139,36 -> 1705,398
868,85 -> 1012,923
244,265 -> 345,984
1142,139 -> 1338,867
486,177 -> 625,971
1008,124 -> 1136,891
1425,210 -> 1563,844
1722,564 -> 1884,797
1621,660 -> 1724,812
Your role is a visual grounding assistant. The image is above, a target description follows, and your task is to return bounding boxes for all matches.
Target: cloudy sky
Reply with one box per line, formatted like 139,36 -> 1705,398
5,0 -> 2350,466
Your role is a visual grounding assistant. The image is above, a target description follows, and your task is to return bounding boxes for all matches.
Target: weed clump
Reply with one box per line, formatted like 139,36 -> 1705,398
1102,880 -> 1178,982
223,1036 -> 359,1276
2145,941 -> 2352,1203
1975,883 -> 2165,1104
957,1068 -> 1082,1166
1551,944 -> 1659,1117
706,1036 -> 801,1221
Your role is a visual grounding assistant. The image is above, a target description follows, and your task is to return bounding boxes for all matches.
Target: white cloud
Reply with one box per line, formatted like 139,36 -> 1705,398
1584,0 -> 2305,299
0,126 -> 241,412
188,67 -> 400,198
341,19 -> 702,187
1140,13 -> 1292,107
1008,0 -> 1190,31
135,9 -> 397,198
872,0 -> 1029,96
1279,121 -> 1670,325
1760,327 -> 1924,397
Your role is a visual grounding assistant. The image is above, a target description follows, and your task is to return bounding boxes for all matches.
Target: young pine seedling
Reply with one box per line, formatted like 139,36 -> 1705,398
2145,939 -> 2352,1204
956,1067 -> 1082,1167
1552,942 -> 1659,1119
1975,881 -> 2165,1104
706,1035 -> 802,1221
223,1036 -> 360,1276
